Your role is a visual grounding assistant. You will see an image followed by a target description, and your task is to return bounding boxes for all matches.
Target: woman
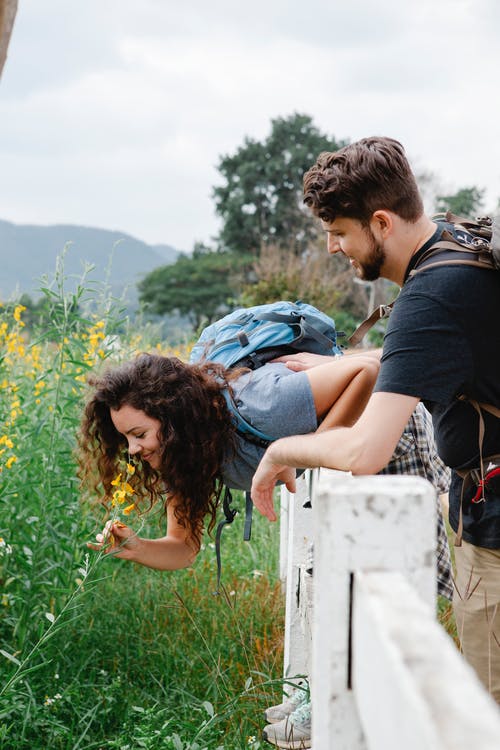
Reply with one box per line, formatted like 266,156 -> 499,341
81,350 -> 380,568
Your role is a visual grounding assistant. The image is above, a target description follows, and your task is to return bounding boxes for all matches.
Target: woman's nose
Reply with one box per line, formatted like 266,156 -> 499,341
128,438 -> 141,455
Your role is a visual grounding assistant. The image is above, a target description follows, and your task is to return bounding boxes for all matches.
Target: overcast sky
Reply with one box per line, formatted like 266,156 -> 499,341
0,0 -> 499,252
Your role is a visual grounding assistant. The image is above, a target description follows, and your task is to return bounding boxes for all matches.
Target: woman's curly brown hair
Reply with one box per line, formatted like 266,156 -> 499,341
78,352 -> 239,548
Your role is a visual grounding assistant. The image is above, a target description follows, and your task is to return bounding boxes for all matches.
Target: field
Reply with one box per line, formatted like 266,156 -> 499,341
0,272 -> 284,750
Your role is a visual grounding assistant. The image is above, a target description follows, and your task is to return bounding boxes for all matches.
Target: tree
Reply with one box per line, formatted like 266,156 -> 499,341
0,0 -> 17,79
138,246 -> 252,330
239,240 -> 396,346
213,113 -> 346,255
435,186 -> 485,218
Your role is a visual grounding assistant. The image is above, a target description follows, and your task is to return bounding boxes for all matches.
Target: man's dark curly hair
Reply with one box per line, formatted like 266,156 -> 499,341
303,136 -> 423,225
78,352 -> 240,549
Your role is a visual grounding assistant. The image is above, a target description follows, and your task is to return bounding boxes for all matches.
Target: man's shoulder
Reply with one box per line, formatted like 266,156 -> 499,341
399,262 -> 500,311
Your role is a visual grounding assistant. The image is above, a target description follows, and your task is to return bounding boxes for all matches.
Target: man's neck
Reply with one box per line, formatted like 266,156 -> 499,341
383,215 -> 437,286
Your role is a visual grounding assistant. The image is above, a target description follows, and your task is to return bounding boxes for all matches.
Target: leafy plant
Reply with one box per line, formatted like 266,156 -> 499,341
0,261 -> 285,749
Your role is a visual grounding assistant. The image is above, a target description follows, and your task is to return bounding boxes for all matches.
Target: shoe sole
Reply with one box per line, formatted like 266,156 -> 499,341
262,728 -> 311,749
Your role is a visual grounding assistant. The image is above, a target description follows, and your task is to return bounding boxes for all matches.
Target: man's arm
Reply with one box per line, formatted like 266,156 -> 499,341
251,391 -> 419,521
272,349 -> 382,372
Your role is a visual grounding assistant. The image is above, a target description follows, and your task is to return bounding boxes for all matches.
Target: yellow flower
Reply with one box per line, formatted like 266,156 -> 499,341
126,463 -> 135,475
123,503 -> 136,516
111,474 -> 122,486
34,380 -> 46,394
112,489 -> 126,504
13,304 -> 26,322
6,456 -> 17,469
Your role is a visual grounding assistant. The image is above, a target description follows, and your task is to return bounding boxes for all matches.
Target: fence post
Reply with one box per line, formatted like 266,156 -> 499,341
281,473 -> 314,682
312,471 -> 436,749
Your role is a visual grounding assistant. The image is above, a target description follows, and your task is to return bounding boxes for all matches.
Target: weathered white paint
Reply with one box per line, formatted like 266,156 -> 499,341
280,470 -> 500,749
282,474 -> 314,681
311,471 -> 437,750
279,485 -> 289,585
354,570 -> 500,750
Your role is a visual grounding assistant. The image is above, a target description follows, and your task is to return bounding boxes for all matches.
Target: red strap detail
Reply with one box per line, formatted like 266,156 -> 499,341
472,481 -> 485,503
471,466 -> 500,503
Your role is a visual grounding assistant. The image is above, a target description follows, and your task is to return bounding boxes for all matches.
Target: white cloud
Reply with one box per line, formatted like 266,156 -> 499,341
0,0 -> 499,251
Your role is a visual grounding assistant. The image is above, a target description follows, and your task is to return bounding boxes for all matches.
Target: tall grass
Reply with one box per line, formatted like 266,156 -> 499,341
0,265 -> 285,749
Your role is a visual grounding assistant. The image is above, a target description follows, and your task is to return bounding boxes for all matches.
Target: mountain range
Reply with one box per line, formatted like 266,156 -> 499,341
0,218 -> 180,303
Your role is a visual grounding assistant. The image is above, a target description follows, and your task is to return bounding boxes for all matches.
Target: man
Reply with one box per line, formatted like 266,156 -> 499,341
251,137 -> 500,702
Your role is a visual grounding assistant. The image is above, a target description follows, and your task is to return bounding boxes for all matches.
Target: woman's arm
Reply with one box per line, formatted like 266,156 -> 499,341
304,354 -> 381,431
87,498 -> 199,570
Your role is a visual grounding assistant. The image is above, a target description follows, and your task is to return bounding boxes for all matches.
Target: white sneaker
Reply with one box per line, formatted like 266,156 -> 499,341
263,700 -> 311,748
264,685 -> 308,724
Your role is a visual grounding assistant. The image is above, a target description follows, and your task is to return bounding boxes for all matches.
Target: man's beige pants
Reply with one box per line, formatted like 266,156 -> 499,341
453,540 -> 500,703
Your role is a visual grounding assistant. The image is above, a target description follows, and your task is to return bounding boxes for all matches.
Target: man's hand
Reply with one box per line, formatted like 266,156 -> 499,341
271,352 -> 338,371
251,454 -> 297,521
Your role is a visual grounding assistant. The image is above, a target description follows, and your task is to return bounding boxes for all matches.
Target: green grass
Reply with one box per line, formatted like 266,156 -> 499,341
1,493 -> 285,749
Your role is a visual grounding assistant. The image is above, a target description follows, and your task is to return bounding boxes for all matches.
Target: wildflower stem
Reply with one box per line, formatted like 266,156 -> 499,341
0,552 -> 105,699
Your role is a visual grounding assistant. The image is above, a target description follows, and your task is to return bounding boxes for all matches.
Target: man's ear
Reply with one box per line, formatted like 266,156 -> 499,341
370,210 -> 393,238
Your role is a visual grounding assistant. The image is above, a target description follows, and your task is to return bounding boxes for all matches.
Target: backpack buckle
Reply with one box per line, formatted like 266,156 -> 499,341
237,331 -> 250,347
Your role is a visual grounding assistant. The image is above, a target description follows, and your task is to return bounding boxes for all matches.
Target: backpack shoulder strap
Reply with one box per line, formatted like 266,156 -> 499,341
348,303 -> 395,347
214,488 -> 254,594
454,397 -> 500,547
214,487 -> 237,594
222,388 -> 273,445
348,219 -> 498,346
408,231 -> 496,279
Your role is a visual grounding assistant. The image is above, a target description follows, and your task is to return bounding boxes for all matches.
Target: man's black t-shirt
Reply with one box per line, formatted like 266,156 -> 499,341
375,223 -> 500,547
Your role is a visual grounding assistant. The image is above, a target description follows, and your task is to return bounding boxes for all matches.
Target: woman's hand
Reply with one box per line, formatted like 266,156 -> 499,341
87,520 -> 140,560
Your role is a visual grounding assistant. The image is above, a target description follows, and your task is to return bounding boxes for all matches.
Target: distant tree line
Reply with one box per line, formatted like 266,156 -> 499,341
137,113 -> 493,340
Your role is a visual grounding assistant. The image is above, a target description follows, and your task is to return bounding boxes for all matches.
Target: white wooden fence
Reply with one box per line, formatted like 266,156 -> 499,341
280,470 -> 500,749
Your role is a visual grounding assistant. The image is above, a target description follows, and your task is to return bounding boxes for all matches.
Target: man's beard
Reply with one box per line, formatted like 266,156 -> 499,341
358,229 -> 386,281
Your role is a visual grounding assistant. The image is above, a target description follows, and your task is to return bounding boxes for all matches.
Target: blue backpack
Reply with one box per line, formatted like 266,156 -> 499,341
190,300 -> 343,443
189,300 -> 343,591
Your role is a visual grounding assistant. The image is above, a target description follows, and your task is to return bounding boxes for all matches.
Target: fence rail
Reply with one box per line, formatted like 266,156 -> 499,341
280,470 -> 500,749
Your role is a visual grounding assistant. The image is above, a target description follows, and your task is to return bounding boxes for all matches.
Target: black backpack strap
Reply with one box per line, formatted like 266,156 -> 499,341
243,491 -> 253,541
214,489 -> 254,593
213,487 -> 237,594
